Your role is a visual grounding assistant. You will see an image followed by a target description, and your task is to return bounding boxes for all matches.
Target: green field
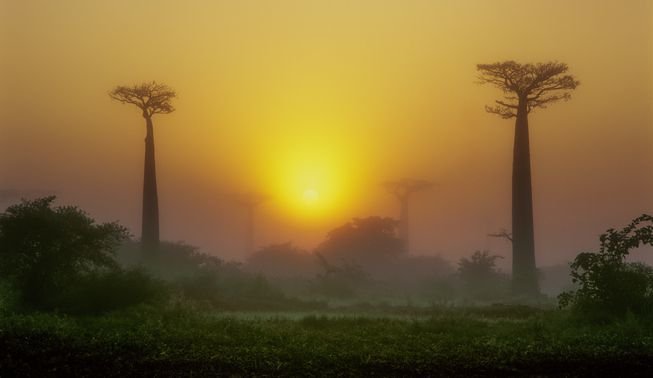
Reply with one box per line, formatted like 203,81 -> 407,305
3,305 -> 653,376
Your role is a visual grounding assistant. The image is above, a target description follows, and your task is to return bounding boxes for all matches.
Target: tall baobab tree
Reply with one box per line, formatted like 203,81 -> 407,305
109,81 -> 176,256
477,61 -> 579,296
383,178 -> 433,253
232,192 -> 268,255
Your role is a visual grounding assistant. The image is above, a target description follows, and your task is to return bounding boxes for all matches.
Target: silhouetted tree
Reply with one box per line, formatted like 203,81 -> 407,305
109,81 -> 176,257
231,192 -> 268,255
0,197 -> 129,310
383,179 -> 432,252
316,216 -> 404,266
477,61 -> 579,296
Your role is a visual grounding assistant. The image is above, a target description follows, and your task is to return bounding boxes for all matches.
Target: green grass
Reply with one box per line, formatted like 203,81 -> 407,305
2,305 -> 653,376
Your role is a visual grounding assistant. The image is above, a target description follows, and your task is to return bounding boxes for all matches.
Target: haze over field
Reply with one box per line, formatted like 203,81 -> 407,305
1,0 -> 652,266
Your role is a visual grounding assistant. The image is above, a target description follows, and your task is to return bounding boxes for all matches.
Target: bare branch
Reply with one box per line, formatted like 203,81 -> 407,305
488,229 -> 513,243
485,105 -> 516,119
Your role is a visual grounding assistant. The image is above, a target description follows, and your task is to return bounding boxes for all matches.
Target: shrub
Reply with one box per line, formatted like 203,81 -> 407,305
458,250 -> 509,300
559,215 -> 653,319
54,268 -> 168,315
0,197 -> 129,310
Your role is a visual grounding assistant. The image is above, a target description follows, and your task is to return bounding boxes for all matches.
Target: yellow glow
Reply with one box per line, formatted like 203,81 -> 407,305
303,188 -> 319,204
260,127 -> 361,222
2,0 -> 652,262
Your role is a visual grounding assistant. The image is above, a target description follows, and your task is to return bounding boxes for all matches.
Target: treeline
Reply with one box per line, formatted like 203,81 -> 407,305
2,197 -> 653,322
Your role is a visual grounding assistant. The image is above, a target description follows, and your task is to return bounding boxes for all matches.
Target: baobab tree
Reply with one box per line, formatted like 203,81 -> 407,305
383,178 -> 433,253
477,61 -> 579,296
109,81 -> 176,257
232,192 -> 268,255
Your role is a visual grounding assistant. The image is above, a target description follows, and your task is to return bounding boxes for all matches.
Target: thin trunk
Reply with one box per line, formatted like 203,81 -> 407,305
141,116 -> 160,257
511,98 -> 538,296
399,196 -> 409,253
245,204 -> 254,255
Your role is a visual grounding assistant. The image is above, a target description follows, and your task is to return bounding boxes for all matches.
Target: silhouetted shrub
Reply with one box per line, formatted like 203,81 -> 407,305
0,197 -> 129,311
54,268 -> 168,314
245,242 -> 316,278
458,250 -> 509,301
559,215 -> 653,319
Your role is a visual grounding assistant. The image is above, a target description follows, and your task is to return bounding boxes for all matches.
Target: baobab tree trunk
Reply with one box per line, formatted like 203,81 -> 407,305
245,204 -> 254,255
399,197 -> 409,252
141,116 -> 160,257
511,98 -> 538,296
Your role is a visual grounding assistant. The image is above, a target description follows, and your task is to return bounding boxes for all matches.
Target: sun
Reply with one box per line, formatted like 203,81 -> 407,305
302,188 -> 319,204
261,131 -> 364,222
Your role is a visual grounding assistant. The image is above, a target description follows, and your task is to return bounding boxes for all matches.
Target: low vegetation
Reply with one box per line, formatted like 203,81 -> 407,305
2,198 -> 653,374
3,306 -> 653,376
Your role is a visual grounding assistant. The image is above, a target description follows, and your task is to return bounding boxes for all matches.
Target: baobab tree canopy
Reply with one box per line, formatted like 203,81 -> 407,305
383,179 -> 433,201
477,61 -> 580,119
109,82 -> 176,118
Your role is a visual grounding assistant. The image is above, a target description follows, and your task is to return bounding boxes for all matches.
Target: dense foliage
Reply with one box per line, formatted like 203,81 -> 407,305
0,197 -> 132,311
559,215 -> 653,319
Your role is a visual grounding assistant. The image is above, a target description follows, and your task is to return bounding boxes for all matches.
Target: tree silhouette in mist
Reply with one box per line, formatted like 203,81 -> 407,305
316,216 -> 404,265
383,179 -> 432,253
232,192 -> 268,255
477,61 -> 579,296
109,81 -> 176,257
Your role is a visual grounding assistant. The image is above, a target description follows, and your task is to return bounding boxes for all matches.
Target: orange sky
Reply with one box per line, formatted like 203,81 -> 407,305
1,0 -> 652,266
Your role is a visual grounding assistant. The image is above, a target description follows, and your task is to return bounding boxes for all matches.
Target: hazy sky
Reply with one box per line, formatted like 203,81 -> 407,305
1,0 -> 652,266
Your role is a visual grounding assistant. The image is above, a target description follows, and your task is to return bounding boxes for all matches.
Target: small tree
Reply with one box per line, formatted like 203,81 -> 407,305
458,250 -> 508,300
477,61 -> 579,296
0,197 -> 129,310
316,217 -> 404,266
109,81 -> 176,257
559,215 -> 653,319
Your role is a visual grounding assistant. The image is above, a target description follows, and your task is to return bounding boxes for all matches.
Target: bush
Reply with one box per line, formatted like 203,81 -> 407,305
559,215 -> 653,319
0,197 -> 129,311
54,269 -> 168,315
458,250 -> 509,301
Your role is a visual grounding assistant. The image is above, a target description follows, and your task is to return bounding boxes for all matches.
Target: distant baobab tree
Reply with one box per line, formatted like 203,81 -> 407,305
109,81 -> 176,257
232,192 -> 268,255
477,61 -> 579,296
383,178 -> 433,253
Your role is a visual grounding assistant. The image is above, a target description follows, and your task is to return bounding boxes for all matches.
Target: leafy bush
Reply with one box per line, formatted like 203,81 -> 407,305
0,197 -> 129,310
54,268 -> 168,314
559,215 -> 653,319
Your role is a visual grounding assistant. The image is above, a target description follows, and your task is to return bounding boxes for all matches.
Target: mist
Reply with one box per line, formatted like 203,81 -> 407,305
1,0 -> 653,375
2,0 -> 651,268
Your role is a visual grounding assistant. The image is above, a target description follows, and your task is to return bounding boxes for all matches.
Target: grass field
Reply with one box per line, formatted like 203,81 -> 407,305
3,305 -> 653,376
